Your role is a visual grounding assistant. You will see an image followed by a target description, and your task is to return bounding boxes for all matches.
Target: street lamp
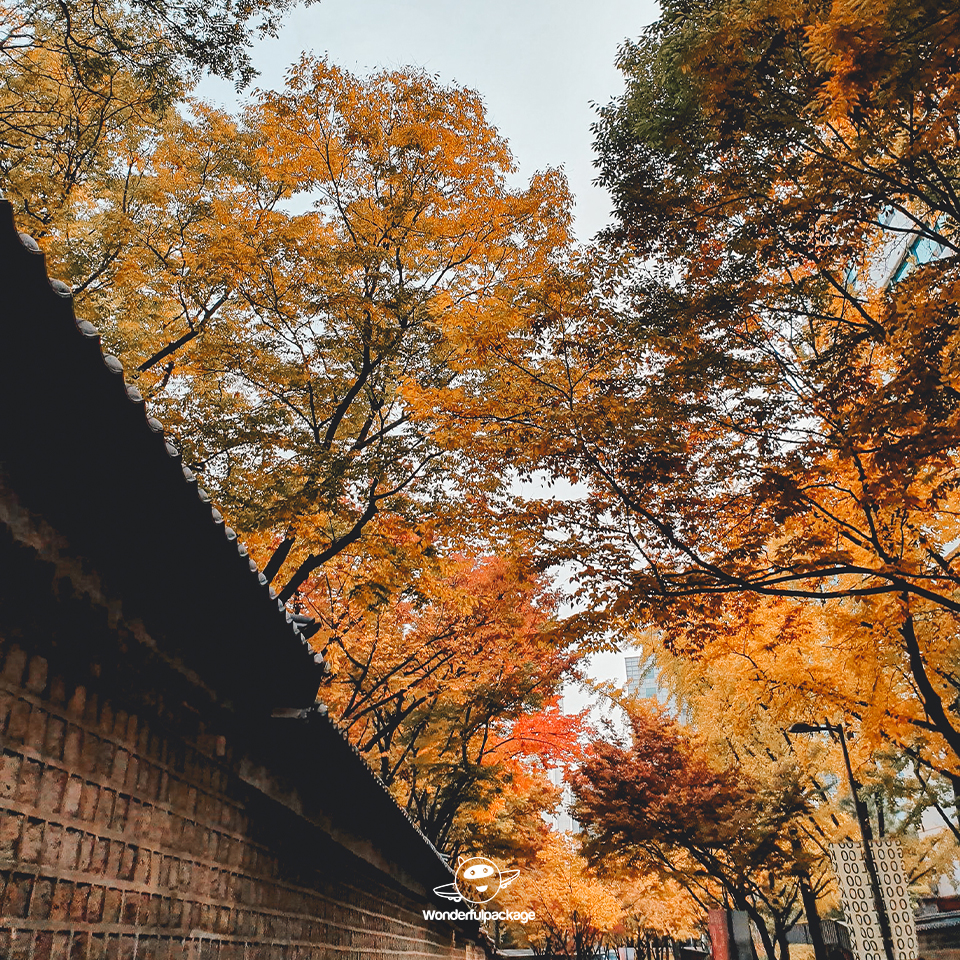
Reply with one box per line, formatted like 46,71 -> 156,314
788,721 -> 896,960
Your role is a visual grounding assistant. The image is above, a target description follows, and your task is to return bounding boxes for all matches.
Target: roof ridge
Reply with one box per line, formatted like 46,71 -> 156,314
5,201 -> 454,878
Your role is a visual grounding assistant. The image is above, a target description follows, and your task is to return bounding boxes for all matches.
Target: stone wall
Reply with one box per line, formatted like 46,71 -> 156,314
0,493 -> 482,960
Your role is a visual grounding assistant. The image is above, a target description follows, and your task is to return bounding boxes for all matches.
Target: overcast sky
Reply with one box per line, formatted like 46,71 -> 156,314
200,0 -> 660,242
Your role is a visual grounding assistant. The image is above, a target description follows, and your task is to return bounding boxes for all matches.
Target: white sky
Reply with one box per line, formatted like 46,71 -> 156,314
199,0 -> 660,242
200,0 -> 662,706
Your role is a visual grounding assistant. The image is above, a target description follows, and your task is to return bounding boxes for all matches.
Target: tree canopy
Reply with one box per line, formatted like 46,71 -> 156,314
460,0 -> 960,781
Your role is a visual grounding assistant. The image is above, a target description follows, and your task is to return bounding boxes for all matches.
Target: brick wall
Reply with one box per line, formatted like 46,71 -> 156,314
0,491 -> 483,960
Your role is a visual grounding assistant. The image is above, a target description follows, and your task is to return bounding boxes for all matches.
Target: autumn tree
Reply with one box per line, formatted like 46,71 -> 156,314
6,1 -> 583,848
92,59 -> 576,852
299,544 -> 583,854
572,708 -> 833,960
45,58 -> 571,613
608,873 -> 702,960
508,832 -> 623,960
451,0 -> 960,780
0,0 -> 304,247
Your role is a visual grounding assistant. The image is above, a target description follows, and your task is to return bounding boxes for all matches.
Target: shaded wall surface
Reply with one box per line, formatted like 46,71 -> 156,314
0,490 -> 480,960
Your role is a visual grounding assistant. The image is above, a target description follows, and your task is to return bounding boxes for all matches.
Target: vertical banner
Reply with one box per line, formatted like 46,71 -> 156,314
830,842 -> 884,960
872,840 -> 919,960
830,840 -> 919,960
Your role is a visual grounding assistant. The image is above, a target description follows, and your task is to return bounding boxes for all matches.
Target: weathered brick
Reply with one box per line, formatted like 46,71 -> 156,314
111,748 -> 128,784
87,885 -> 105,922
34,930 -> 55,960
62,776 -> 83,817
110,795 -> 128,832
63,724 -> 83,765
78,832 -> 95,871
144,893 -> 160,928
66,685 -> 87,718
95,739 -> 115,778
26,702 -> 48,750
16,758 -> 42,806
127,799 -> 144,834
157,770 -> 170,805
41,822 -> 63,866
105,840 -> 123,878
121,890 -> 139,925
6,698 -> 30,743
89,837 -> 109,875
0,811 -> 23,859
123,755 -> 140,794
133,847 -> 151,884
168,896 -> 183,929
119,844 -> 136,881
69,883 -> 90,920
29,878 -> 54,918
102,886 -> 122,923
59,828 -> 81,870
19,817 -> 44,862
38,766 -> 68,812
69,931 -> 89,960
2,645 -> 27,685
50,931 -> 71,960
94,788 -> 114,826
8,928 -> 33,960
0,752 -> 22,800
25,655 -> 48,694
144,764 -> 161,800
80,733 -> 100,776
44,715 -> 66,760
78,782 -> 99,821
1,875 -> 31,917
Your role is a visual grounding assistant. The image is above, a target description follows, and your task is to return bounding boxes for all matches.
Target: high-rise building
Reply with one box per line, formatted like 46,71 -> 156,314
624,655 -> 669,703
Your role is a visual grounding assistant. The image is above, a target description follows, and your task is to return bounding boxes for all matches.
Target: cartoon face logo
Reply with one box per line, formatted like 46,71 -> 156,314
456,856 -> 501,904
433,854 -> 520,905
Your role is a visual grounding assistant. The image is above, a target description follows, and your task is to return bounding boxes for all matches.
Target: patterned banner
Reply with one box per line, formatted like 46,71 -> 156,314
872,840 -> 919,960
829,840 -> 918,960
830,842 -> 884,960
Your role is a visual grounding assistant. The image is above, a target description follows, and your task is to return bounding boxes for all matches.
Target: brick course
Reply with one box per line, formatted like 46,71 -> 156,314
0,498 -> 483,960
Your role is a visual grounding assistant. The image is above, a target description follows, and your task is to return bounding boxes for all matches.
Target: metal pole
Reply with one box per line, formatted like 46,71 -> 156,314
834,723 -> 896,960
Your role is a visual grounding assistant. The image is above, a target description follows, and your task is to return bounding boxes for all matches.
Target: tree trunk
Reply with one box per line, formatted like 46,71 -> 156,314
773,920 -> 790,960
743,903 -> 775,960
798,875 -> 828,960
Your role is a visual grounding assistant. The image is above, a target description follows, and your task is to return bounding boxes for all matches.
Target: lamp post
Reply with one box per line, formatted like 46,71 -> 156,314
788,722 -> 896,960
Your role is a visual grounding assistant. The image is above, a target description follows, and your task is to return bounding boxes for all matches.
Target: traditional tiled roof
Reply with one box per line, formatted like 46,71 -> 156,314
0,199 -> 324,709
0,198 -> 454,893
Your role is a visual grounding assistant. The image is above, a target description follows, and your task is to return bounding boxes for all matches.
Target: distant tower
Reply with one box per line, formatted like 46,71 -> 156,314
624,655 -> 671,706
625,655 -> 644,696
546,767 -> 578,833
